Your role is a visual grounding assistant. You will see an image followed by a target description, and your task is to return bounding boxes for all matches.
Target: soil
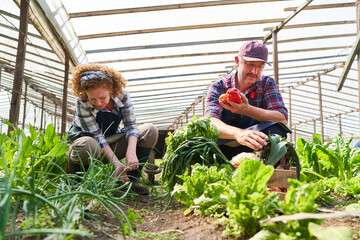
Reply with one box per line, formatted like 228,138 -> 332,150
77,193 -> 226,240
124,195 -> 225,240
8,184 -> 360,240
76,190 -> 360,240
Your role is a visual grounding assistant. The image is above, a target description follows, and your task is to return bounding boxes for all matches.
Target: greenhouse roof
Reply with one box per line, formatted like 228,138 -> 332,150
0,0 -> 359,142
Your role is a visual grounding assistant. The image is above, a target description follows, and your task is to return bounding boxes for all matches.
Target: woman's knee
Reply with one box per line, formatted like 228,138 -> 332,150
138,123 -> 159,148
67,136 -> 102,165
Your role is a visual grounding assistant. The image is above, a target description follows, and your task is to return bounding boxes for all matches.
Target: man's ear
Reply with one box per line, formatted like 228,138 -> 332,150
235,56 -> 240,66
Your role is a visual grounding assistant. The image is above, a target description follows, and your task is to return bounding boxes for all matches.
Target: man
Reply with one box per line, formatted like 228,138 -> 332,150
205,41 -> 290,159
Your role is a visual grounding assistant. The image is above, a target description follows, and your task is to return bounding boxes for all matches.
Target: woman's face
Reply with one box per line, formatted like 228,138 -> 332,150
85,86 -> 112,109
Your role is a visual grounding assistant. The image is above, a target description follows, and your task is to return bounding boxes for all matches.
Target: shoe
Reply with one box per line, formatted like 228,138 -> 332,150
131,182 -> 149,195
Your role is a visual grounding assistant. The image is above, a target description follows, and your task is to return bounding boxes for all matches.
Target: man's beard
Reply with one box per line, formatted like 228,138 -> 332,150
243,74 -> 258,84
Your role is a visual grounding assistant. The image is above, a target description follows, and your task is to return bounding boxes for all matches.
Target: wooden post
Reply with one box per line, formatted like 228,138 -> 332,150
40,94 -> 45,131
8,0 -> 29,134
34,107 -> 36,126
317,74 -> 324,143
288,89 -> 292,142
272,28 -> 279,86
61,51 -> 70,137
22,82 -> 28,129
357,0 -> 360,130
339,114 -> 342,136
202,98 -> 205,116
54,104 -> 57,133
313,120 -> 316,134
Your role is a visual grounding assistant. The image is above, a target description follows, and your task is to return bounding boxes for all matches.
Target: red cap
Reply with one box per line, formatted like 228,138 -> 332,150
238,41 -> 270,65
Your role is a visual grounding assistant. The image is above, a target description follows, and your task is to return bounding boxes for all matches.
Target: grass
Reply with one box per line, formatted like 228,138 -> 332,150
0,124 -> 141,239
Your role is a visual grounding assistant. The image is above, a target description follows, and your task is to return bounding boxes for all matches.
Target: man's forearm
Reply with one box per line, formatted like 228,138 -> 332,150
243,106 -> 287,125
210,117 -> 242,139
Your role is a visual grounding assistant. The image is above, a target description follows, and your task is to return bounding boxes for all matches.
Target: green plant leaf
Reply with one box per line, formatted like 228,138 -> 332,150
308,222 -> 353,240
249,229 -> 278,240
231,160 -> 274,194
265,135 -> 287,166
315,145 -> 345,180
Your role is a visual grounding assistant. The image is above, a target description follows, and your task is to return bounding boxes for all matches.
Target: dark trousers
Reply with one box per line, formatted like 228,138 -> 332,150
218,122 -> 290,160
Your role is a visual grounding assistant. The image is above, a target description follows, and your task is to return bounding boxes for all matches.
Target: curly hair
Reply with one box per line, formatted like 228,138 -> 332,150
69,63 -> 127,99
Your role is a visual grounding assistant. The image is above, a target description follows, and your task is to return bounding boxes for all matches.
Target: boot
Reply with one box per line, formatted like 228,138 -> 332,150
67,159 -> 88,174
130,179 -> 149,195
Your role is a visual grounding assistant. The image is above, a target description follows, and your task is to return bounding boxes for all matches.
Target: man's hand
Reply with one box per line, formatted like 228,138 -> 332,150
235,128 -> 268,150
220,92 -> 248,114
125,151 -> 139,171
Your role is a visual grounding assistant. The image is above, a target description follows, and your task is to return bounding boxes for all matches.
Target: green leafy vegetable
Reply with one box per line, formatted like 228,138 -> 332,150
223,160 -> 278,238
308,222 -> 353,240
269,179 -> 321,239
161,116 -> 232,193
172,163 -> 232,216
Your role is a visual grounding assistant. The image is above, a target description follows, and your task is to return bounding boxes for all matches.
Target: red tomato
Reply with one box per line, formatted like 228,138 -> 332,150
268,186 -> 282,193
227,88 -> 242,103
219,94 -> 228,104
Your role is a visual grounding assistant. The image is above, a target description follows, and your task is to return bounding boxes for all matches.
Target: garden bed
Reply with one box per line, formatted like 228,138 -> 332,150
49,193 -> 360,240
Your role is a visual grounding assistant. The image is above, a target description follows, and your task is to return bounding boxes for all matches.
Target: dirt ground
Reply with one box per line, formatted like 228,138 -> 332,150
9,182 -> 360,240
79,191 -> 360,240
77,193 -> 225,240
124,194 -> 225,240
10,190 -> 360,240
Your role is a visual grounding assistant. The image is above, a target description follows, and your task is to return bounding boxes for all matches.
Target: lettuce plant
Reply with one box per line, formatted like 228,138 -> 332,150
172,163 -> 232,216
297,134 -> 360,181
222,160 -> 279,238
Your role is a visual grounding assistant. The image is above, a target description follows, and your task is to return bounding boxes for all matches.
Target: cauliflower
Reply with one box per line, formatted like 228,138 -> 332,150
230,152 -> 260,166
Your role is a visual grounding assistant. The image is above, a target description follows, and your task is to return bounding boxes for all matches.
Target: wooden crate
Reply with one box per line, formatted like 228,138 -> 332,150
268,167 -> 297,200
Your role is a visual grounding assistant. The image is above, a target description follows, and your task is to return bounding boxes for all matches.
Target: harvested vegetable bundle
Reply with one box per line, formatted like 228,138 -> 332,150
160,116 -> 232,193
229,134 -> 301,179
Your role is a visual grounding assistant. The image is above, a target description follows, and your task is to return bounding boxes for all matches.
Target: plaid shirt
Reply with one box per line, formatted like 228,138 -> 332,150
68,90 -> 139,148
205,71 -> 288,120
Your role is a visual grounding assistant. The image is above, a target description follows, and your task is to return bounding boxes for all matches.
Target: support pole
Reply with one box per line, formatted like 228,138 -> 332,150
317,74 -> 324,143
8,0 -> 29,134
54,104 -> 57,132
339,114 -> 342,136
288,89 -> 292,142
40,94 -> 45,131
61,51 -> 70,137
357,0 -> 360,131
22,82 -> 28,129
202,98 -> 205,116
272,29 -> 279,86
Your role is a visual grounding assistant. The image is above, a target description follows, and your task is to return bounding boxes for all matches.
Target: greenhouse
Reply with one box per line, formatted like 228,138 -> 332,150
1,0 -> 360,239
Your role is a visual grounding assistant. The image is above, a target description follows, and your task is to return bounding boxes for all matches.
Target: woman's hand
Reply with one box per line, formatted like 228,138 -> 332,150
113,160 -> 130,182
125,151 -> 139,171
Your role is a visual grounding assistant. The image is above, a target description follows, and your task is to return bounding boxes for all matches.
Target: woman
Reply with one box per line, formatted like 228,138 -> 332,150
66,63 -> 158,195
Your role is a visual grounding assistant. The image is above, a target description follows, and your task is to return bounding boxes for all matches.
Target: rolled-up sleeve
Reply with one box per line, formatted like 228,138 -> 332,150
120,91 -> 140,140
263,79 -> 288,120
73,99 -> 109,148
205,77 -> 231,119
